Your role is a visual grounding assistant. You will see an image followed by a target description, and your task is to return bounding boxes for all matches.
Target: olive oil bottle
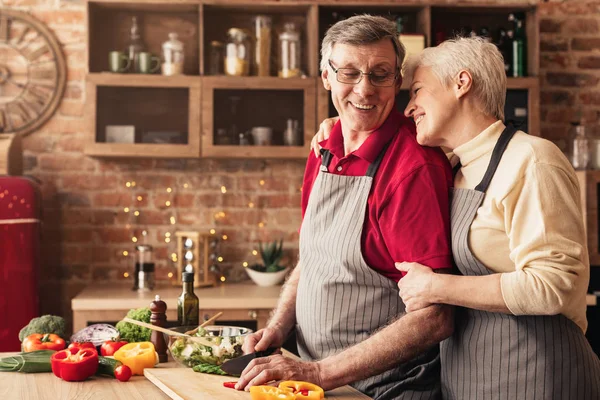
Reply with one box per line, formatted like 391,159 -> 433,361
177,272 -> 199,326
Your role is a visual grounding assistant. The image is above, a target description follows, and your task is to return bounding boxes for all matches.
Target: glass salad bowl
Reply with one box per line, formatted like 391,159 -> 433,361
164,325 -> 252,367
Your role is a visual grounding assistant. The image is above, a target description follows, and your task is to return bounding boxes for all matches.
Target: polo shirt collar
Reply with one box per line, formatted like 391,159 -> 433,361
320,107 -> 403,163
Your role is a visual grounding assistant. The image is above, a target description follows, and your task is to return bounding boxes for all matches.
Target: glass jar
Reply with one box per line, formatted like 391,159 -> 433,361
161,32 -> 184,76
253,15 -> 272,76
225,28 -> 250,76
208,40 -> 224,75
569,122 -> 591,170
134,244 -> 155,292
278,23 -> 301,78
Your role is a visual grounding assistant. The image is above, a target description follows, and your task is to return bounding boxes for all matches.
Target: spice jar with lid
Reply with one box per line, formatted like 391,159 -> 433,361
253,15 -> 272,76
225,28 -> 251,77
278,23 -> 301,78
162,32 -> 184,76
208,40 -> 224,75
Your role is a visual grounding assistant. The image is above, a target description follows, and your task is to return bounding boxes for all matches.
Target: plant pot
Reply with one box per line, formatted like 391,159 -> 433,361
245,267 -> 289,287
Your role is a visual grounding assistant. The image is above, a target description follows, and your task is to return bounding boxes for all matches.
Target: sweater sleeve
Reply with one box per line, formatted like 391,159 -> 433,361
500,162 -> 589,316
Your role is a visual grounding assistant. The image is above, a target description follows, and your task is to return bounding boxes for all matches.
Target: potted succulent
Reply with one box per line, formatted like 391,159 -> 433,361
245,239 -> 289,287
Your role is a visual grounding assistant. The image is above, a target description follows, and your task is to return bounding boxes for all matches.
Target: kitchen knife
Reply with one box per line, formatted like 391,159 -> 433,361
220,347 -> 278,376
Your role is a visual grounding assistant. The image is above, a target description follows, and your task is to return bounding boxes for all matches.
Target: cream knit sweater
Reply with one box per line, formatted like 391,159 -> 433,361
452,120 -> 589,332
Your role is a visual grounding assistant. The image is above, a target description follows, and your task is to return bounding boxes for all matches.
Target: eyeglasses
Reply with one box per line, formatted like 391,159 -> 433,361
328,59 -> 399,87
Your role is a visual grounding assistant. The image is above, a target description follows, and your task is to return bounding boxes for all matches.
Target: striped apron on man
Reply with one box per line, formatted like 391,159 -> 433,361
296,146 -> 441,400
441,126 -> 600,399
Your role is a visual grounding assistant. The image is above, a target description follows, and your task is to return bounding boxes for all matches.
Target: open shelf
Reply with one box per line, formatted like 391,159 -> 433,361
87,1 -> 201,75
202,4 -> 318,77
201,76 -> 316,158
84,81 -> 200,158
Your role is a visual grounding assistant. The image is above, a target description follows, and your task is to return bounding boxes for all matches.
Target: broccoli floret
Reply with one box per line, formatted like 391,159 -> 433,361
115,307 -> 152,343
18,315 -> 66,341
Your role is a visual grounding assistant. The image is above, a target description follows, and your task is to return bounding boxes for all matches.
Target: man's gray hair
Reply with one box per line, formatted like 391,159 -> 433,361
403,36 -> 506,120
320,14 -> 406,73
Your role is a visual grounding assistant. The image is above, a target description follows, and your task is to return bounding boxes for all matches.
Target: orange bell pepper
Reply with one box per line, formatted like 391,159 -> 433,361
250,385 -> 295,400
22,333 -> 66,352
279,381 -> 325,399
113,342 -> 157,375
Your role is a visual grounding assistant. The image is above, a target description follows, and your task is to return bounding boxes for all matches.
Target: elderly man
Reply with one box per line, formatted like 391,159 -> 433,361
236,15 -> 454,399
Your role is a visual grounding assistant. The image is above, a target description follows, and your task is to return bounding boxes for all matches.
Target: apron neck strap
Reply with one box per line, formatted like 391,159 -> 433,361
474,125 -> 518,193
319,142 -> 391,178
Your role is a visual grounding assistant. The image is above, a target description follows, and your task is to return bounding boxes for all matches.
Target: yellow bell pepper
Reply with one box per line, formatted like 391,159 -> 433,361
250,385 -> 295,400
113,342 -> 157,375
278,381 -> 325,399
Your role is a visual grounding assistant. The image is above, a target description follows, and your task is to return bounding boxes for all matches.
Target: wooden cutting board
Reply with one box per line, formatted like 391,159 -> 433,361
144,368 -> 371,400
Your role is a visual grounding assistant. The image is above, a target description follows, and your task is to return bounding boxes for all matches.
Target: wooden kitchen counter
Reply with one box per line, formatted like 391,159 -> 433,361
0,353 -> 370,400
72,283 -> 281,332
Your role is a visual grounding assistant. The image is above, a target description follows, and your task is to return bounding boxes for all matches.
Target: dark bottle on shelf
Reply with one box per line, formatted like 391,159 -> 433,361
496,28 -> 511,76
510,14 -> 526,77
479,26 -> 492,42
177,272 -> 199,327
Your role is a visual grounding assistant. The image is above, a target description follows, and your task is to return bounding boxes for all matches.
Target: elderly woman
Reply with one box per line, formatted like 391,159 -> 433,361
314,37 -> 600,399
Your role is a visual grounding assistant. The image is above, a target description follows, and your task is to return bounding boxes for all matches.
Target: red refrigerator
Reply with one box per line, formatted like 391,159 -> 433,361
0,177 -> 40,351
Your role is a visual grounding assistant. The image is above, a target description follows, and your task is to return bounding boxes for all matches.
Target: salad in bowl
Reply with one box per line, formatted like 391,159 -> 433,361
165,325 -> 252,367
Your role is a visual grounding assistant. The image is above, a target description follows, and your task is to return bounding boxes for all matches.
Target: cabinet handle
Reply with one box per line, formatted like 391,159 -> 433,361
248,310 -> 258,320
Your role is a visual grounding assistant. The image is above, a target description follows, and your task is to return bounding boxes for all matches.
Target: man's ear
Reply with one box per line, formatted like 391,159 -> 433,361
454,70 -> 472,100
322,68 -> 331,91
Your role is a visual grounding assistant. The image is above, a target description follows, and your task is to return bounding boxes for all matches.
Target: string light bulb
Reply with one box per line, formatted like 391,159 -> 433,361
248,202 -> 255,208
184,183 -> 189,188
258,222 -> 265,228
168,272 -> 173,278
217,256 -> 223,262
126,182 -> 131,188
132,237 -> 138,243
167,187 -> 172,193
124,272 -> 129,278
137,196 -> 143,201
243,262 -> 248,267
222,235 -> 228,240
252,250 -> 258,256
221,186 -> 227,194
220,276 -> 226,282
170,216 -> 176,225
210,229 -> 216,235
134,211 -> 140,216
165,201 -> 171,207
123,251 -> 129,256
259,180 -> 265,186
124,207 -> 130,213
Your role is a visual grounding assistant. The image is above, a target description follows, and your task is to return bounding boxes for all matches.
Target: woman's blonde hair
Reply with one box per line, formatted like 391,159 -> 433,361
320,14 -> 405,73
403,36 -> 506,120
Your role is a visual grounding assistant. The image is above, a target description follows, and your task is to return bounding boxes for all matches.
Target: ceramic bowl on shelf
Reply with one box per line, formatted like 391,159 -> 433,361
163,325 -> 252,367
245,267 -> 289,287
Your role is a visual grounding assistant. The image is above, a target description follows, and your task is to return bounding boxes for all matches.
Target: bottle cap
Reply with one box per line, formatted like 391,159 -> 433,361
182,272 -> 195,282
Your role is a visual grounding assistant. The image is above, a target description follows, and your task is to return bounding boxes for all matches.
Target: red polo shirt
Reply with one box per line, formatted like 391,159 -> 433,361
301,108 -> 453,282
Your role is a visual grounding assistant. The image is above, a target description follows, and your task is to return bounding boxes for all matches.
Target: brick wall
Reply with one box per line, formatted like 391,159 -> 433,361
4,0 -> 596,330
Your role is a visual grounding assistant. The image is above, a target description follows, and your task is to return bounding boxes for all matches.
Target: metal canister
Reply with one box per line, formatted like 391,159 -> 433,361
134,244 -> 155,291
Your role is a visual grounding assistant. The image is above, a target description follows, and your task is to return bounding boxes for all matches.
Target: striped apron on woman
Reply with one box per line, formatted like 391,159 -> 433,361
441,126 -> 600,399
296,146 -> 441,400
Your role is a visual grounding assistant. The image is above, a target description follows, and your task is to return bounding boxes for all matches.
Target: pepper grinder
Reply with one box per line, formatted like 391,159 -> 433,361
150,294 -> 168,363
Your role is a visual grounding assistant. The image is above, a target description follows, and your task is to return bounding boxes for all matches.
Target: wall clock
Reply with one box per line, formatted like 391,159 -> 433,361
0,9 -> 66,136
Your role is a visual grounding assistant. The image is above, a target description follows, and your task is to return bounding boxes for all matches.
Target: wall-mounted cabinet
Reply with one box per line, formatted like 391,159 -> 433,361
85,1 -> 540,159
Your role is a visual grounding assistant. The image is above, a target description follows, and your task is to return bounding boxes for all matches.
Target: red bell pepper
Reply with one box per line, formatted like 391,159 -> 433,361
101,340 -> 128,356
51,347 -> 99,382
68,342 -> 96,351
22,333 -> 66,352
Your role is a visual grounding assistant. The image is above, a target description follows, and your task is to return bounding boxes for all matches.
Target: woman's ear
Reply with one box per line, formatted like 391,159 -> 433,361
454,70 -> 473,100
322,68 -> 332,91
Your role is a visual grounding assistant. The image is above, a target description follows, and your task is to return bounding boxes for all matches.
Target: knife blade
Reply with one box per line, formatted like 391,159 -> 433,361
220,347 -> 278,376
